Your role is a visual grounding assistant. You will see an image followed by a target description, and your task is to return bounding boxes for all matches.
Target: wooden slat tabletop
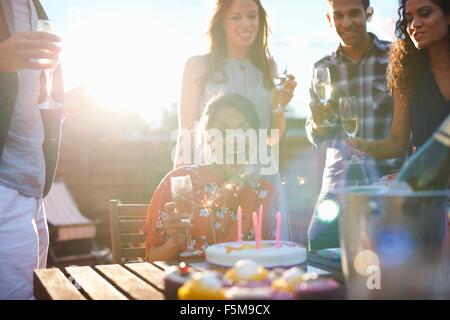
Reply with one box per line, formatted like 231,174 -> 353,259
35,263 -> 168,300
34,268 -> 86,300
152,261 -> 176,271
65,266 -> 127,300
34,261 -> 344,300
152,260 -> 203,272
95,264 -> 163,300
125,263 -> 165,291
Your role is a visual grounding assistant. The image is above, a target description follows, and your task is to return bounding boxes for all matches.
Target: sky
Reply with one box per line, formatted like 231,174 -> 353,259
41,0 -> 399,122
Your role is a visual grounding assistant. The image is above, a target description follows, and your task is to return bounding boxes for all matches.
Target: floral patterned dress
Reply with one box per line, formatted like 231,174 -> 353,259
143,165 -> 279,257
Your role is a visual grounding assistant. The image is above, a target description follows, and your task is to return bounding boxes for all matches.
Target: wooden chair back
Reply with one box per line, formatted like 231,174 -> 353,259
109,200 -> 148,264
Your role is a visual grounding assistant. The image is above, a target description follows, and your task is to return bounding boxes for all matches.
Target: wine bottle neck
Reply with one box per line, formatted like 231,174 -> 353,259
434,116 -> 450,147
435,131 -> 450,147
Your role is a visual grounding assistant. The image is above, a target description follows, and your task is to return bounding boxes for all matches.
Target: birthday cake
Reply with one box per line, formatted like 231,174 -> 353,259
205,241 -> 306,268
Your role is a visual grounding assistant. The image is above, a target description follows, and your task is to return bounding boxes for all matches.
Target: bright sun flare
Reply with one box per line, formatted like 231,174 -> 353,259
62,9 -> 203,124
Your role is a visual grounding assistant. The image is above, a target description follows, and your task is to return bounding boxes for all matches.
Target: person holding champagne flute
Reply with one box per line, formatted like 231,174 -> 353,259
0,0 -> 63,299
174,0 -> 297,241
312,66 -> 334,127
348,0 -> 449,163
36,19 -> 61,110
305,0 -> 404,251
144,94 -> 280,262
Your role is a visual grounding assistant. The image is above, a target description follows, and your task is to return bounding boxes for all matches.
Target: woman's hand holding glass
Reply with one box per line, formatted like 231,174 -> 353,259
170,175 -> 203,258
162,202 -> 193,248
339,96 -> 364,164
272,57 -> 297,112
346,137 -> 371,154
273,74 -> 297,112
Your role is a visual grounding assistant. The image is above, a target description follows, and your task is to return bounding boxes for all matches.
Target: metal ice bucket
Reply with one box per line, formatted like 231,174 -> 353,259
333,186 -> 449,299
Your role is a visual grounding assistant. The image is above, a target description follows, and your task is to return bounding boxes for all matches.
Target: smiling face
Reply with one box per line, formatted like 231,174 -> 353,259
405,0 -> 449,49
222,0 -> 260,56
326,0 -> 371,48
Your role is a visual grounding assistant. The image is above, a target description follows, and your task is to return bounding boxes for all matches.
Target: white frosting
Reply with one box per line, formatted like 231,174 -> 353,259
192,272 -> 222,291
282,267 -> 304,283
205,241 -> 307,268
234,260 -> 259,280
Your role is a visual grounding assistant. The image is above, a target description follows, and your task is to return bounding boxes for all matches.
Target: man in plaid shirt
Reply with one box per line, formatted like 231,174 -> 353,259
305,0 -> 404,250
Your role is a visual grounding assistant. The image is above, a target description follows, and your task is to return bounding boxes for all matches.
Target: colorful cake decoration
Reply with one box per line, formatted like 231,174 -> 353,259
224,259 -> 269,284
178,271 -> 225,300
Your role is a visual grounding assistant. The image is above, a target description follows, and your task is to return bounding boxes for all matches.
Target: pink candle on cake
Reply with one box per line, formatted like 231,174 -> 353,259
258,205 -> 263,241
237,206 -> 243,243
276,211 -> 282,248
252,211 -> 260,249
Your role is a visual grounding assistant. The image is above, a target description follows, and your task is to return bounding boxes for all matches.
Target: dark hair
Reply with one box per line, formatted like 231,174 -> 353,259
202,0 -> 274,90
387,0 -> 449,99
200,93 -> 260,132
326,0 -> 370,10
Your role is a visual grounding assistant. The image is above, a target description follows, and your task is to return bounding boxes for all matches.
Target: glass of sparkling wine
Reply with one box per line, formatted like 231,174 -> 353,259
170,175 -> 203,258
37,19 -> 61,110
313,67 -> 334,127
339,96 -> 361,164
273,58 -> 288,112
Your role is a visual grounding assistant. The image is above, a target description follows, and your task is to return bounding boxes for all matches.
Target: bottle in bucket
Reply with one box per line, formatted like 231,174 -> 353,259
395,115 -> 450,191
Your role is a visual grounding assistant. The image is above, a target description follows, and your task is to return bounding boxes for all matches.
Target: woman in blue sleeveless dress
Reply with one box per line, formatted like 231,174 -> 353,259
173,0 -> 297,240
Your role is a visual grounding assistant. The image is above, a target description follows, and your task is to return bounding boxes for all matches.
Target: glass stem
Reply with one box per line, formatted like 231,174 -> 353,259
349,137 -> 361,164
44,69 -> 54,98
278,90 -> 283,110
185,230 -> 194,251
185,210 -> 195,251
322,101 -> 331,126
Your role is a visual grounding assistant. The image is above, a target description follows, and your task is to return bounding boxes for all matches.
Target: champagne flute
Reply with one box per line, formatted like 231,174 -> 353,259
37,19 -> 61,110
273,57 -> 288,112
313,67 -> 334,127
339,96 -> 361,164
170,175 -> 203,258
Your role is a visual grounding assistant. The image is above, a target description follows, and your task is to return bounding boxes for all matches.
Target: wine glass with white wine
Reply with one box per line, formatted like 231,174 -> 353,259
37,19 -> 61,110
273,57 -> 288,112
170,175 -> 203,258
339,96 -> 361,164
313,67 -> 334,127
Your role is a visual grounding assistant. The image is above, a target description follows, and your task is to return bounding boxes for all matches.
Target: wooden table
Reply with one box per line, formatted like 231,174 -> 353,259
34,261 -> 343,300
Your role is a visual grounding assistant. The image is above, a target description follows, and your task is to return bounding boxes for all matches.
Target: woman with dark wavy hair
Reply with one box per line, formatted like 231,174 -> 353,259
349,0 -> 449,158
174,0 -> 297,168
144,94 -> 280,262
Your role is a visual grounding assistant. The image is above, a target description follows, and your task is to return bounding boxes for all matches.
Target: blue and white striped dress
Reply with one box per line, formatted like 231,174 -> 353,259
200,57 -> 273,130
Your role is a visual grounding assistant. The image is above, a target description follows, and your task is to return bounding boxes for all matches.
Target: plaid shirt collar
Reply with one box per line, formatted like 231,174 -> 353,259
334,33 -> 390,63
